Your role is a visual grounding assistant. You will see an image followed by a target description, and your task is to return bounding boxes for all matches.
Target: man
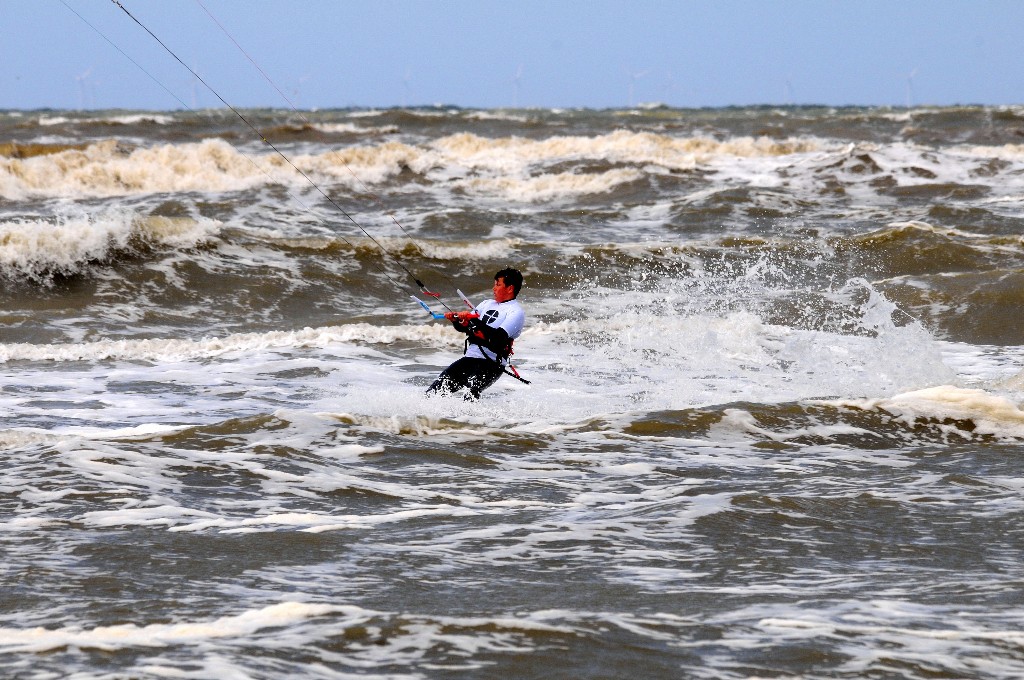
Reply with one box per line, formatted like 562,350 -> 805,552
426,268 -> 525,400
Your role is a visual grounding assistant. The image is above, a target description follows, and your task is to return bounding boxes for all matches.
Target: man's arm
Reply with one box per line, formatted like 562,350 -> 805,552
467,318 -> 510,354
444,310 -> 475,333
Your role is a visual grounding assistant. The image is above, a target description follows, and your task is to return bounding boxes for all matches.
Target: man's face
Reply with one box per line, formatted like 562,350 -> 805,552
493,277 -> 516,303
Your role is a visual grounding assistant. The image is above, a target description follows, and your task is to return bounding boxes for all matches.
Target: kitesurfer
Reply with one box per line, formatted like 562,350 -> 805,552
426,268 -> 525,400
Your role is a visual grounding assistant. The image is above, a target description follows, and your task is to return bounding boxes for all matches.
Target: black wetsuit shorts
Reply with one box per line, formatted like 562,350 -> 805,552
426,357 -> 505,400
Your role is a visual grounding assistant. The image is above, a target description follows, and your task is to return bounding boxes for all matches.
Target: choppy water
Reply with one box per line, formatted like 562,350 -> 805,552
3,105 -> 1024,678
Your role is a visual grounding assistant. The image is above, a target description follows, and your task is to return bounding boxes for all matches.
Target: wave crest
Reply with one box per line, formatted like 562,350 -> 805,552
0,322 -> 449,363
0,131 -> 825,201
1,139 -> 267,199
0,209 -> 219,281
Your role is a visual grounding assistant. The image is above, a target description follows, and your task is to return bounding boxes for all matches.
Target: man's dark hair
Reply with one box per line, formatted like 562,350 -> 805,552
495,267 -> 523,298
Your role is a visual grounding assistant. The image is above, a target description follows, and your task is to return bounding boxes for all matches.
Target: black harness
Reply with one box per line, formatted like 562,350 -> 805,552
464,326 -> 530,384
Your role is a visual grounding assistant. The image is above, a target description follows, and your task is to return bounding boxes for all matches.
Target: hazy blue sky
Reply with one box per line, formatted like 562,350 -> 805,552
3,0 -> 1022,110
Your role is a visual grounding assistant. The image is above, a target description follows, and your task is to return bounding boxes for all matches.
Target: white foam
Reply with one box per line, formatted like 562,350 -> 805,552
1,139 -> 271,199
835,385 -> 1024,439
0,601 -> 341,652
0,323 -> 447,363
312,122 -> 399,135
0,130 -> 832,203
0,208 -> 219,279
5,123 -> 1023,222
430,130 -> 823,173
454,168 -> 644,202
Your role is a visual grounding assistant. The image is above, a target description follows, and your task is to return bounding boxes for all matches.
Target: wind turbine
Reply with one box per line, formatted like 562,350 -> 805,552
512,63 -> 523,108
905,68 -> 918,108
76,67 -> 93,109
402,68 -> 412,108
626,68 -> 647,108
293,74 -> 310,109
187,56 -> 203,109
663,70 -> 679,104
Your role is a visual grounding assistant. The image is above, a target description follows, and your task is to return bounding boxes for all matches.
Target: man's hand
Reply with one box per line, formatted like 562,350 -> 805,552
444,311 -> 478,323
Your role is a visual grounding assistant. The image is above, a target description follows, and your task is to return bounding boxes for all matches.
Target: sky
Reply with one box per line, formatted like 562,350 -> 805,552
2,0 -> 1023,111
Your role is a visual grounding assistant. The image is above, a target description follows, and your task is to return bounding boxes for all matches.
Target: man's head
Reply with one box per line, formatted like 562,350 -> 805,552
493,267 -> 523,301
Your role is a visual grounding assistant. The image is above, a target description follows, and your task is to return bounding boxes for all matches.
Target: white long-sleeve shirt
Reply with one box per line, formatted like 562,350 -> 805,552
464,298 -> 525,365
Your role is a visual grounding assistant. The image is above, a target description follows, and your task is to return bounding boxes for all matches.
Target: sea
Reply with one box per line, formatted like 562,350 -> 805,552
2,105 -> 1024,679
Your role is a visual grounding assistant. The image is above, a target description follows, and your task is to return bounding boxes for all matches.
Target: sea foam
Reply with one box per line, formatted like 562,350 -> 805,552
0,210 -> 219,280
